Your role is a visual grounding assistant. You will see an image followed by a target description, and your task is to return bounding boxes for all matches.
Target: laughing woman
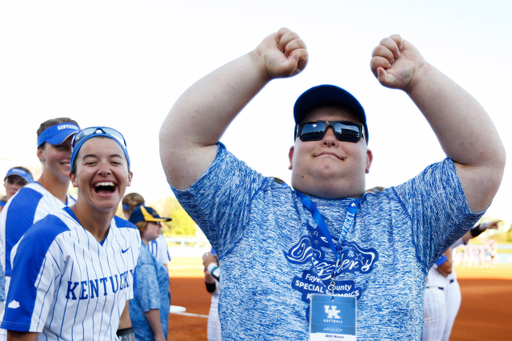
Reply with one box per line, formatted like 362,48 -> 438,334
1,127 -> 141,341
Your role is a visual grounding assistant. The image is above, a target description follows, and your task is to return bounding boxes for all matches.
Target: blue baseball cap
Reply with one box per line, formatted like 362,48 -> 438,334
70,127 -> 131,172
4,167 -> 33,183
293,84 -> 369,144
129,205 -> 172,225
37,123 -> 80,147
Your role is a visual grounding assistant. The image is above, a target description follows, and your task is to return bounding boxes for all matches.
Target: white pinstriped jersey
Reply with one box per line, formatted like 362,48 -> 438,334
1,207 -> 141,341
148,234 -> 171,265
0,182 -> 76,277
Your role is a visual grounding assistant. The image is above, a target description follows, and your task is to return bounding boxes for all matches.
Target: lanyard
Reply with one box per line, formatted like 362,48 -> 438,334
296,192 -> 360,296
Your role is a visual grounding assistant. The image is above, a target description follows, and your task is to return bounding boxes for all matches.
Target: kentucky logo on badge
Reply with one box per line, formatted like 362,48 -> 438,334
310,295 -> 356,341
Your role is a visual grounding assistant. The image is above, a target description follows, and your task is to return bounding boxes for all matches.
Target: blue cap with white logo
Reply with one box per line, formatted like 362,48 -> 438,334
37,123 -> 80,147
4,167 -> 33,183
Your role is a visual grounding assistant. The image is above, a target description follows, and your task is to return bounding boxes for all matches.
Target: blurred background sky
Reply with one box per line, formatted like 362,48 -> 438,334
1,0 -> 511,225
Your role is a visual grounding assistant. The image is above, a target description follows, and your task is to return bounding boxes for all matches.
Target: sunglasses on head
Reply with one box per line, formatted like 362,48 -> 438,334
296,120 -> 364,143
72,127 -> 127,149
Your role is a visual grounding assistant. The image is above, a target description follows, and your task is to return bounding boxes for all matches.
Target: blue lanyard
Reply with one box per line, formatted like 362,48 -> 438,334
296,192 -> 360,294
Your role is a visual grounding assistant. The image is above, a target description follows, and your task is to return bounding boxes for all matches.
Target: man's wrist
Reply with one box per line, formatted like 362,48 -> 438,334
207,262 -> 219,274
471,224 -> 485,238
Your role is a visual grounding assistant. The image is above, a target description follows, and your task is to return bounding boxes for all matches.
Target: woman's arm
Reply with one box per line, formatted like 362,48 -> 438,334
144,309 -> 166,341
7,331 -> 39,341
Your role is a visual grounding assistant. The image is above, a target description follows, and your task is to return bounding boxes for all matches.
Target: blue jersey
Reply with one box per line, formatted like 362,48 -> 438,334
1,207 -> 141,341
171,143 -> 484,340
129,244 -> 170,341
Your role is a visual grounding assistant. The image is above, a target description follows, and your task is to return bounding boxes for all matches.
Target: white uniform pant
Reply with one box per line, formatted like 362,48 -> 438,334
207,291 -> 222,341
423,286 -> 447,341
0,276 -> 11,341
442,279 -> 461,341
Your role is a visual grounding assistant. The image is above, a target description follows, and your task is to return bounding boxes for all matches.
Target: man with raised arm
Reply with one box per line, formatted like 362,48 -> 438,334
159,28 -> 505,340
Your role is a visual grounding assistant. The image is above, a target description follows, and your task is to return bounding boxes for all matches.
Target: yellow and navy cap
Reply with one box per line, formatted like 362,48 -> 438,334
128,205 -> 171,225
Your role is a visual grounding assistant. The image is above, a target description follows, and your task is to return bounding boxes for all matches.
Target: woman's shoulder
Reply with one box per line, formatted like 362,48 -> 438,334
113,215 -> 138,230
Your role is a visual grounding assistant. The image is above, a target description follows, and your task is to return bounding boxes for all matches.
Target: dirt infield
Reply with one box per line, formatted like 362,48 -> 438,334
166,264 -> 512,340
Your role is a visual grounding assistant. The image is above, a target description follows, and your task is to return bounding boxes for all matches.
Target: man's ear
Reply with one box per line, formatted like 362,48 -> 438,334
365,149 -> 373,174
288,146 -> 294,170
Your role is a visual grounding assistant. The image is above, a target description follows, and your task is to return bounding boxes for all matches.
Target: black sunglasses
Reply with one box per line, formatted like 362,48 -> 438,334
6,177 -> 27,186
296,120 -> 364,143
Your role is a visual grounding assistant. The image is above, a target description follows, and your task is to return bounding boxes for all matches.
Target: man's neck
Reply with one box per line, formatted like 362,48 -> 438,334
292,180 -> 365,199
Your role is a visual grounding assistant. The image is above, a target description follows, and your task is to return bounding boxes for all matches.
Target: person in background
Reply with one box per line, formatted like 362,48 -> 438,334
203,248 -> 222,341
0,118 -> 79,340
1,126 -> 140,341
129,205 -> 171,341
423,220 -> 500,341
3,167 -> 33,200
122,193 -> 172,273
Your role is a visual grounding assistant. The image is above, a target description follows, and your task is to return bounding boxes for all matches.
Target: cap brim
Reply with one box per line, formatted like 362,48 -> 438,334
145,217 -> 172,222
46,131 -> 77,146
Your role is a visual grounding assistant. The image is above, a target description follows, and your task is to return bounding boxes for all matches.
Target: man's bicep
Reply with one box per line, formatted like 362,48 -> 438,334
454,162 -> 500,214
161,144 -> 218,190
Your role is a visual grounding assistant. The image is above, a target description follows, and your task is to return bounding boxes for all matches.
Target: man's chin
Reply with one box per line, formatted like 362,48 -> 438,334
292,174 -> 364,199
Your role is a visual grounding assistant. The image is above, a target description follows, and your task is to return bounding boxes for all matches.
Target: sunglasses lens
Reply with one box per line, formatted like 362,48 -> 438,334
101,128 -> 127,147
72,127 -> 127,148
299,122 -> 327,141
333,122 -> 362,142
72,127 -> 96,147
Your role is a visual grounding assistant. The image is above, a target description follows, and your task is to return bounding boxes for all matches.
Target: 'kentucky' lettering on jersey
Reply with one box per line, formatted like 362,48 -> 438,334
284,221 -> 377,316
65,270 -> 134,300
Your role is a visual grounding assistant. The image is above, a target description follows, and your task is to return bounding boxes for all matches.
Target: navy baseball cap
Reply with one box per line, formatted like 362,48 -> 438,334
4,167 -> 33,183
129,205 -> 172,225
293,84 -> 369,144
37,123 -> 80,147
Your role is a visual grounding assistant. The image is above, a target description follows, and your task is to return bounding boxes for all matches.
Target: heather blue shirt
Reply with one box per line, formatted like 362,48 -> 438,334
129,244 -> 170,341
172,143 -> 484,340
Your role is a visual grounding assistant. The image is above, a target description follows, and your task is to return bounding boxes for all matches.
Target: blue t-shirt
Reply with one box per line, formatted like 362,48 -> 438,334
172,143 -> 484,340
129,244 -> 170,341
